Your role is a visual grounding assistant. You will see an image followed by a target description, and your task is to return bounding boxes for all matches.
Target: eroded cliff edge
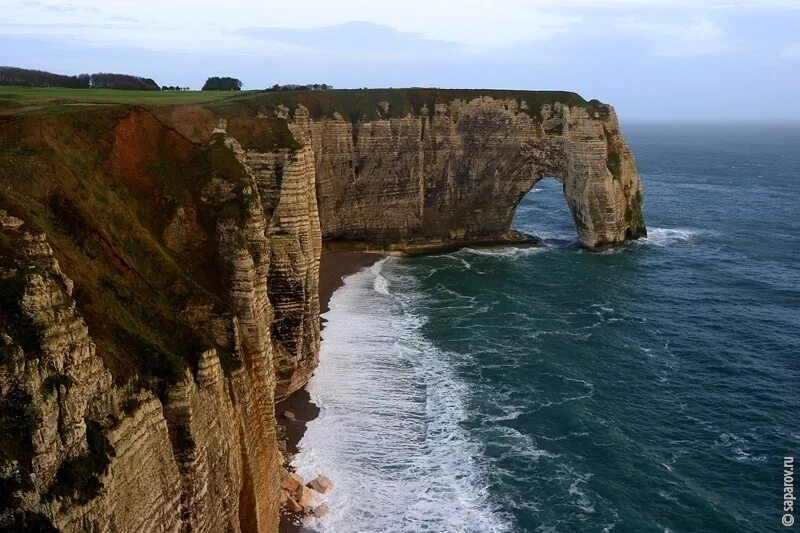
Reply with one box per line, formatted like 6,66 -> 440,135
0,89 -> 645,532
210,88 -> 645,251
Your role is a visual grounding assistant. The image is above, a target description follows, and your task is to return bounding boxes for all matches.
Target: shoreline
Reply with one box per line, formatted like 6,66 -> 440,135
277,251 -> 382,533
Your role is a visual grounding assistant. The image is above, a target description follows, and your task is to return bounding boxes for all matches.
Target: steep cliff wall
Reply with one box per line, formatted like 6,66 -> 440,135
0,89 -> 645,533
0,108 -> 319,532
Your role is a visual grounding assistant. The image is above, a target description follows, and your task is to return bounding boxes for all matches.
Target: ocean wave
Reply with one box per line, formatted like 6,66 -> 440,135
294,263 -> 513,533
458,245 -> 549,259
486,409 -> 523,422
568,474 -> 596,514
372,257 -> 391,295
639,227 -> 706,246
451,226 -> 708,259
714,432 -> 767,463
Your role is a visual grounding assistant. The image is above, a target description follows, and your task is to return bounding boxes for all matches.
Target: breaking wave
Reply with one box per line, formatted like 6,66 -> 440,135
292,259 -> 513,533
640,227 -> 706,246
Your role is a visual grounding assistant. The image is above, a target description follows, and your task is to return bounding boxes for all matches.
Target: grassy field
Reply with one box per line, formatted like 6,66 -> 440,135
0,86 -> 253,110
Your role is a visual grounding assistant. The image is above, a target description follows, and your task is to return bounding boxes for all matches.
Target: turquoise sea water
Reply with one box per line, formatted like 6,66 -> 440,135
294,123 -> 800,532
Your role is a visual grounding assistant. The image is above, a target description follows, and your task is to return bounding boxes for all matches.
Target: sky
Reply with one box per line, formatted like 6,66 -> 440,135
2,0 -> 799,120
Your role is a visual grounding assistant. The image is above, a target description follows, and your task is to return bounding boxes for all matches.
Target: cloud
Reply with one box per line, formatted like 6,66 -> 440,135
6,0 -> 577,48
238,22 -> 462,60
2,0 -> 797,56
617,18 -> 738,57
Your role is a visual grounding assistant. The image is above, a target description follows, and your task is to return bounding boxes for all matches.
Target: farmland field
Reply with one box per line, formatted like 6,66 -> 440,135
0,86 -> 254,111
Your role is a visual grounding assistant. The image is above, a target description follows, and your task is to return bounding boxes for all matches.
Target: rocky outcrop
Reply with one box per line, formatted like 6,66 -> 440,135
289,95 -> 645,250
0,89 -> 645,533
243,143 -> 321,400
278,470 -> 332,524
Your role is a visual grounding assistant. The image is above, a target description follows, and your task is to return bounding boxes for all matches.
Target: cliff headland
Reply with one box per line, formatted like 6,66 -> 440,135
0,88 -> 645,532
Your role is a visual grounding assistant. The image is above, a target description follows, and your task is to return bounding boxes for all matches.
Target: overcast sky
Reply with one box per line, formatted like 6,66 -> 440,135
2,0 -> 799,120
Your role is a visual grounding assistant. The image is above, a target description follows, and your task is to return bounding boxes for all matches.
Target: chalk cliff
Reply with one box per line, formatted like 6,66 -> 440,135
292,93 -> 645,251
0,89 -> 645,532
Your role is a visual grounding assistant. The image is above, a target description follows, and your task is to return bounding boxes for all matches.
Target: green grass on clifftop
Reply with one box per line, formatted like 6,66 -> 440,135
0,86 -> 252,112
1,87 -> 610,124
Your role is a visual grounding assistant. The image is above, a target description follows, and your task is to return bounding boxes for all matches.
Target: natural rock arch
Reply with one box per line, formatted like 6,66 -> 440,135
293,96 -> 646,251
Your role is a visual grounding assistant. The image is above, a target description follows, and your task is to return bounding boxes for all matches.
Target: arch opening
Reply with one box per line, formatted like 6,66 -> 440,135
510,176 -> 578,246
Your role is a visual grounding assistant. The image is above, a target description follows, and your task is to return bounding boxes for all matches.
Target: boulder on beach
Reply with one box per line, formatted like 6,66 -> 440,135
308,474 -> 335,494
314,504 -> 331,518
298,485 -> 322,509
280,471 -> 303,493
285,496 -> 303,513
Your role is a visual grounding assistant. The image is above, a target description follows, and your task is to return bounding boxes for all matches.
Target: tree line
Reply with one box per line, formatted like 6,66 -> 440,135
0,67 -> 159,90
89,73 -> 159,90
1,66 -> 335,93
0,67 -> 88,88
201,77 -> 242,91
267,83 -> 332,91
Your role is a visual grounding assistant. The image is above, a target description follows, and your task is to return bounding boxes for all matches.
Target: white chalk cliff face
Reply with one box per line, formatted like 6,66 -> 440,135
297,96 -> 645,251
0,90 -> 644,532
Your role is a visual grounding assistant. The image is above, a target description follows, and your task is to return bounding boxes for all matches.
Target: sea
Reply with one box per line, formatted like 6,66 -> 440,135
293,123 -> 800,532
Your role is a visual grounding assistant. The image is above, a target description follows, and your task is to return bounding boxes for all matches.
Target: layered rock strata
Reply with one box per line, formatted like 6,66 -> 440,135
0,113 -> 319,532
290,96 -> 645,251
0,89 -> 645,533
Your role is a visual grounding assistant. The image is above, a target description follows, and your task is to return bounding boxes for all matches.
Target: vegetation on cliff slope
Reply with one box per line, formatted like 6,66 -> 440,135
46,421 -> 115,504
1,87 -> 609,124
0,106 -> 269,396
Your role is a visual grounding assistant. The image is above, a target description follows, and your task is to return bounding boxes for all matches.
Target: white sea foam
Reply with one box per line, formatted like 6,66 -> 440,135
459,245 -> 549,259
568,474 -> 596,514
641,227 -> 704,246
372,258 -> 391,295
293,258 -> 513,533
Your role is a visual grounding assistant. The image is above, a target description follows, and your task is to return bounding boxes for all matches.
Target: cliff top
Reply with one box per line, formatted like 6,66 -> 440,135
1,87 -> 607,120
210,88 -> 608,121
